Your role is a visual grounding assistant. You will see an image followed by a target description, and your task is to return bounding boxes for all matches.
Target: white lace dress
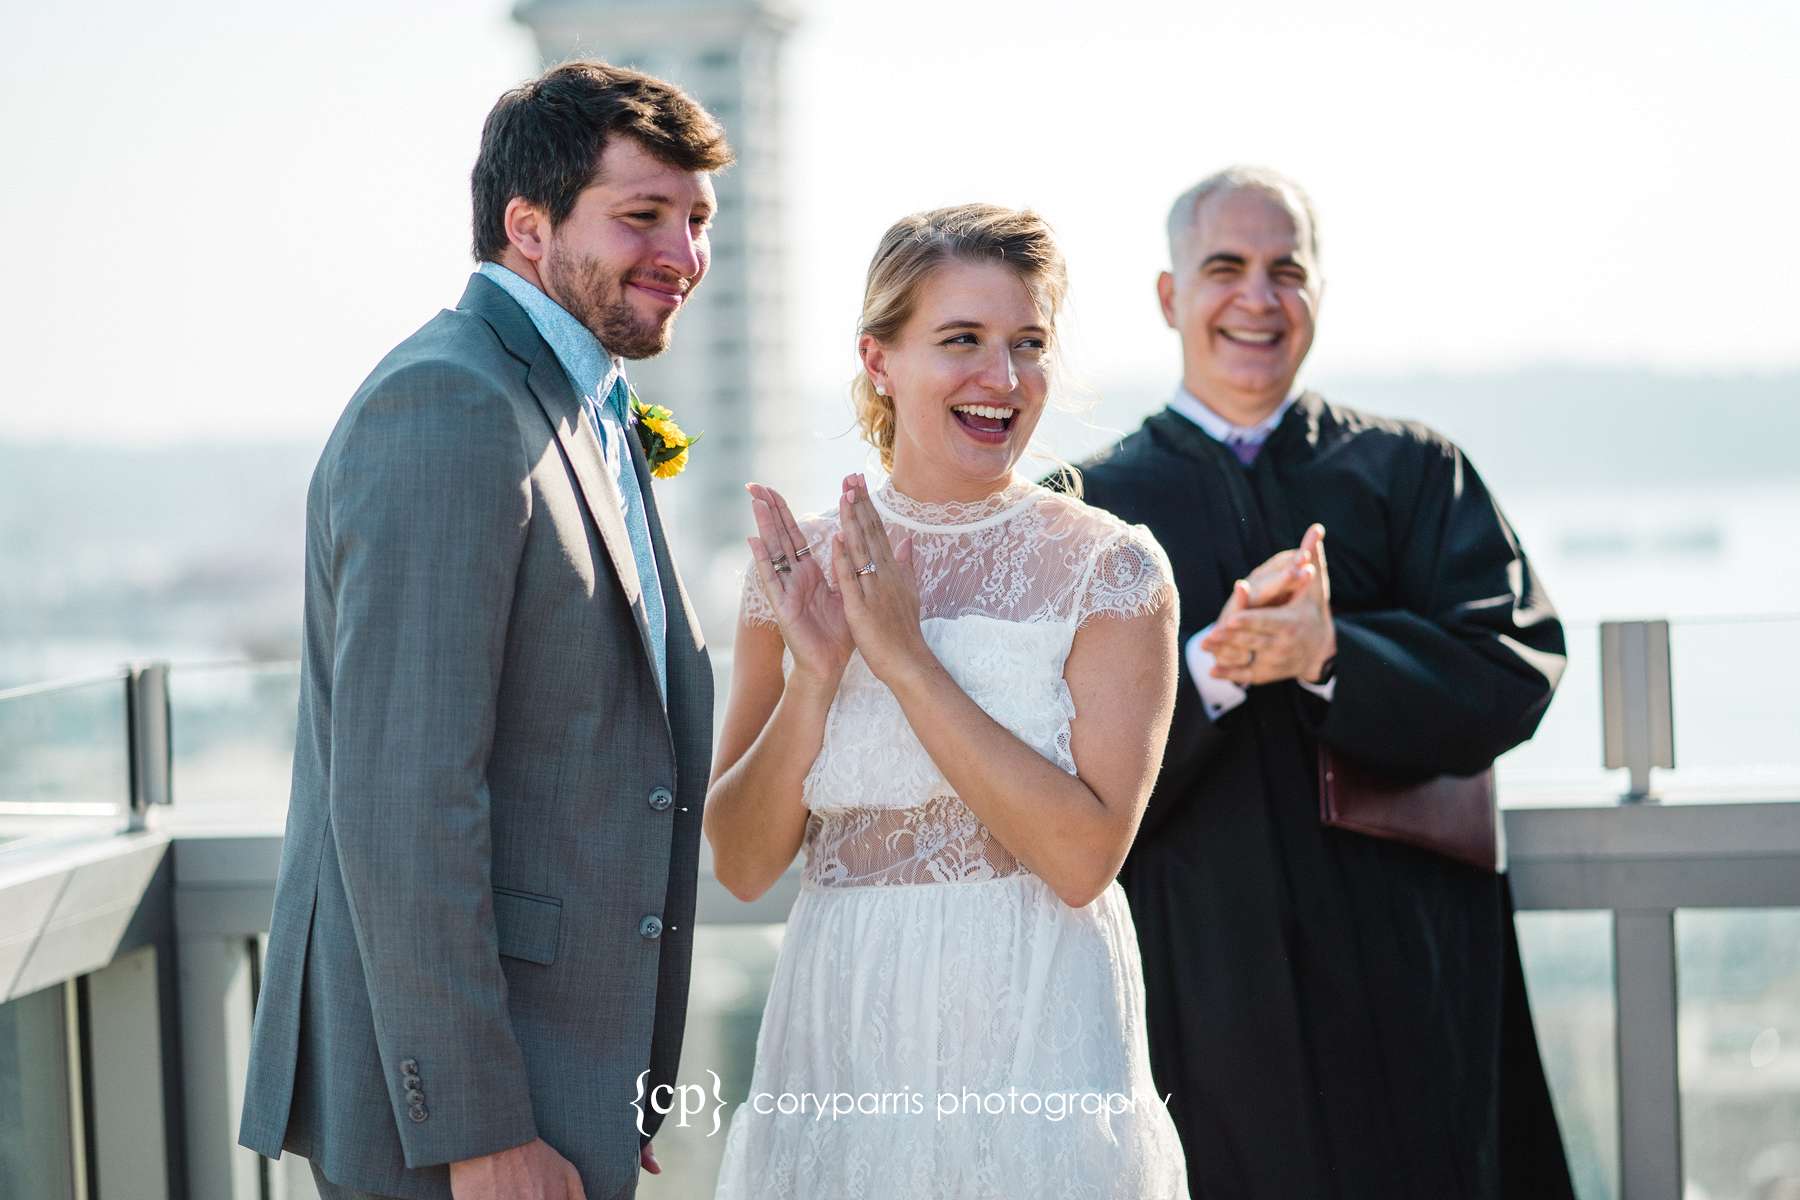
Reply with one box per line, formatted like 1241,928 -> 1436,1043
712,479 -> 1190,1200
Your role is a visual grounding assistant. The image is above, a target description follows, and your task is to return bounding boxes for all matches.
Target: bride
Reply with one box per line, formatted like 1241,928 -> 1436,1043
705,204 -> 1189,1199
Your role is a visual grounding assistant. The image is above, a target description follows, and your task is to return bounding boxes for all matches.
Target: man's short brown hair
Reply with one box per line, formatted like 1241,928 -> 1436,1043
470,59 -> 734,261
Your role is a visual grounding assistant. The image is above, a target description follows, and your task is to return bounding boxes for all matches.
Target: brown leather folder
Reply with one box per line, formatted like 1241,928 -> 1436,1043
1317,747 -> 1501,873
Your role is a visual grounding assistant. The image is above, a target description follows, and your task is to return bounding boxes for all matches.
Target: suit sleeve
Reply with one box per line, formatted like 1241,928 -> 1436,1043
324,363 -> 539,1167
1315,440 -> 1566,777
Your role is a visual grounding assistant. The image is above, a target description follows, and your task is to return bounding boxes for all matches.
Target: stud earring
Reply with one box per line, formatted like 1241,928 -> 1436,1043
874,383 -> 888,397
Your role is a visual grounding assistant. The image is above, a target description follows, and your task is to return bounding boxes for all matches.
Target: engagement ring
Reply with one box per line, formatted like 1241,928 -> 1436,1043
856,561 -> 878,577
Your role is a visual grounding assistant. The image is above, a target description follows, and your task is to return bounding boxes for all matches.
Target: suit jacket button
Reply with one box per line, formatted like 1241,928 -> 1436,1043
639,914 -> 663,940
408,1104 -> 428,1123
648,787 -> 673,812
406,1087 -> 425,1103
400,1058 -> 419,1074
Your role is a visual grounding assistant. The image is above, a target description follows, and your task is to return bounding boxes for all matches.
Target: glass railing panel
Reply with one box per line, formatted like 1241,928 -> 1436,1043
0,674 -> 129,845
1516,910 -> 1619,1200
1676,908 -> 1800,1199
1499,614 -> 1800,807
0,981 -> 78,1198
164,661 -> 300,826
1659,617 -> 1800,804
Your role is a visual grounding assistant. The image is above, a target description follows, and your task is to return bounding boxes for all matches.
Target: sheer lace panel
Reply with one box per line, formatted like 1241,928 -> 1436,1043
802,794 -> 1029,887
1077,527 -> 1178,628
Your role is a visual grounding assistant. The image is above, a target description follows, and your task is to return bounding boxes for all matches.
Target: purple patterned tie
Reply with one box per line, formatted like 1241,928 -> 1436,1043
1227,434 -> 1263,466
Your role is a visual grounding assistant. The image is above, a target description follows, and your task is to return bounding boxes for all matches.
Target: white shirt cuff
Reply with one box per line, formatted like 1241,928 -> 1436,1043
1184,623 -> 1338,716
1184,624 -> 1247,720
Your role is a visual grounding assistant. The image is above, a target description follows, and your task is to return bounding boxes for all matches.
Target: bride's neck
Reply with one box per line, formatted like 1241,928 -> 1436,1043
885,459 -> 1018,505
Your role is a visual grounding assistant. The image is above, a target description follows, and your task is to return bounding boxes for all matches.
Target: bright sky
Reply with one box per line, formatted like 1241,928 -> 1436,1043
1,0 -> 1795,444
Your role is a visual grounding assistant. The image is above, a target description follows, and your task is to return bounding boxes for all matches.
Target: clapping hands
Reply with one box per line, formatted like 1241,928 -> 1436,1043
746,474 -> 926,691
746,482 -> 854,689
827,473 -> 926,688
1201,524 -> 1337,687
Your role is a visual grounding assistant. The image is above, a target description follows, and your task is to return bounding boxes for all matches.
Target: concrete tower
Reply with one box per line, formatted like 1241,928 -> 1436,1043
512,0 -> 799,636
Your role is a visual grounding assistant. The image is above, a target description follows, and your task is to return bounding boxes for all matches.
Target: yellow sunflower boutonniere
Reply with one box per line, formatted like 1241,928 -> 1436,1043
630,391 -> 701,480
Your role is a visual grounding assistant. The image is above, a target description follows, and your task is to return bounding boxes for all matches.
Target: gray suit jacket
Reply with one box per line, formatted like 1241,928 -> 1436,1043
238,274 -> 714,1200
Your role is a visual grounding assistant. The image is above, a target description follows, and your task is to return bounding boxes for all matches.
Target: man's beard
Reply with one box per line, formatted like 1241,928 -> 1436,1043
544,246 -> 682,360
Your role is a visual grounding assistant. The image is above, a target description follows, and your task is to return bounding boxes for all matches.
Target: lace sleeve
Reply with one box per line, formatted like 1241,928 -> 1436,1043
739,556 -> 778,628
1076,524 -> 1177,628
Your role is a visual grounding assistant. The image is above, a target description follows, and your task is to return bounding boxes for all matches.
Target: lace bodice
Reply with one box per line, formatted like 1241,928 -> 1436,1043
740,478 -> 1175,889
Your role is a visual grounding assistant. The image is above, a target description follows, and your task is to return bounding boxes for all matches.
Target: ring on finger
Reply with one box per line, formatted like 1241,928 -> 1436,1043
855,561 -> 878,577
769,553 -> 789,569
793,543 -> 815,560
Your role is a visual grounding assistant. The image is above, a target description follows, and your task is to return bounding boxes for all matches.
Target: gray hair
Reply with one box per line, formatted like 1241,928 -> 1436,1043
1165,166 -> 1321,270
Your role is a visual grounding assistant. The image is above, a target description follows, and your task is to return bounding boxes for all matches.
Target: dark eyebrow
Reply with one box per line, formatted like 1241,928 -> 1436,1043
618,191 -> 714,211
933,319 -> 1049,335
1200,251 -> 1307,273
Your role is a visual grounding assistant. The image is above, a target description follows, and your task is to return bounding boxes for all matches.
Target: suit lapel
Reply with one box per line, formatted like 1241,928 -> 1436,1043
622,415 -> 711,738
458,275 -> 660,682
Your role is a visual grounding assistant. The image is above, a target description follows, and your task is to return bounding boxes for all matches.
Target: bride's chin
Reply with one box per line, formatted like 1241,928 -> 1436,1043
943,447 -> 1024,488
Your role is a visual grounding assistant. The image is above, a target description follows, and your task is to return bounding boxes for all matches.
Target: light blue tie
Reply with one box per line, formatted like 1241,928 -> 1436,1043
587,373 -> 667,698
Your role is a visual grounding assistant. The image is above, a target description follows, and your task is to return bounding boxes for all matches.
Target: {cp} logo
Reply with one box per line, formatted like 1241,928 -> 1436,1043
631,1070 -> 727,1137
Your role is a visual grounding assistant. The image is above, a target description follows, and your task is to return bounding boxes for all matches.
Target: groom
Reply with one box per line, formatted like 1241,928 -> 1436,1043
238,62 -> 726,1200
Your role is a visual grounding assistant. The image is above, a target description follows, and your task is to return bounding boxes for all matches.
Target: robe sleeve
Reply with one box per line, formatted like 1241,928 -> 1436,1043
1312,439 -> 1566,777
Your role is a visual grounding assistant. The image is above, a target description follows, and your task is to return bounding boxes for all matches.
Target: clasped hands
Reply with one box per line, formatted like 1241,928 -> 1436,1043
746,473 -> 929,691
1200,523 -> 1337,688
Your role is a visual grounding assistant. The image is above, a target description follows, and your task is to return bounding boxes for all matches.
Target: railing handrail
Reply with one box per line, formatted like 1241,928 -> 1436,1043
4,609 -> 1800,700
0,667 -> 130,704
1560,609 -> 1800,630
155,657 -> 301,676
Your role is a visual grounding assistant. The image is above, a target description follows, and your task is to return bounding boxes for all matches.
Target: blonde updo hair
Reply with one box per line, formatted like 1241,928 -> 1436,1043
852,204 -> 1070,471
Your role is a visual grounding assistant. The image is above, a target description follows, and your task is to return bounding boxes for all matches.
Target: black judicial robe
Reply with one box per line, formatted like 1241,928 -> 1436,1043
1073,393 -> 1576,1199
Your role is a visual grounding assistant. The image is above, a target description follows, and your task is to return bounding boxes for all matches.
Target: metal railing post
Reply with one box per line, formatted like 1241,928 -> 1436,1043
1614,909 -> 1684,1199
126,662 -> 173,831
1602,620 -> 1676,802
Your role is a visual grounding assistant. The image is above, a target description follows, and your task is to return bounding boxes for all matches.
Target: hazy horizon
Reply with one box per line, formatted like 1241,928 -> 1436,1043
3,0 -> 1797,445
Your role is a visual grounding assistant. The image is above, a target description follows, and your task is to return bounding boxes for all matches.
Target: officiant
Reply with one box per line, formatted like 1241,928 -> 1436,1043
1073,167 -> 1577,1198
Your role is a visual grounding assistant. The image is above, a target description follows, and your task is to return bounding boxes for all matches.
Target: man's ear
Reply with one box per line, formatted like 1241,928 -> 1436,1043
504,197 -> 550,264
1156,270 -> 1178,330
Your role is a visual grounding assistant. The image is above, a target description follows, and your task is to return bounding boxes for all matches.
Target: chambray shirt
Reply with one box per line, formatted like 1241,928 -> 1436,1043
476,262 -> 667,698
